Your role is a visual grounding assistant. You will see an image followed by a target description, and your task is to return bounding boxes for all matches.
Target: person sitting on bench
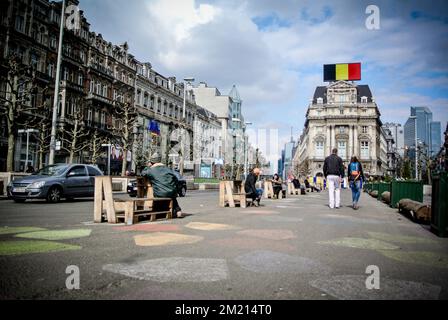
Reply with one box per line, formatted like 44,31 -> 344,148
141,153 -> 183,218
304,177 -> 321,192
272,174 -> 283,199
291,175 -> 301,190
244,168 -> 262,206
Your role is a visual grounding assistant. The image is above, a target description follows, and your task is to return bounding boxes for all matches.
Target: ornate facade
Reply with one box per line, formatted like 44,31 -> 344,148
293,81 -> 388,177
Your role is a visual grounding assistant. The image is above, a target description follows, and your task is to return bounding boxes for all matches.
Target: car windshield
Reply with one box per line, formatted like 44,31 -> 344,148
34,165 -> 68,176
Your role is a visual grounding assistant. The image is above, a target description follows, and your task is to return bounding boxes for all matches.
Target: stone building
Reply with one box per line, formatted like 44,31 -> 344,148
0,0 -> 225,176
293,80 -> 388,177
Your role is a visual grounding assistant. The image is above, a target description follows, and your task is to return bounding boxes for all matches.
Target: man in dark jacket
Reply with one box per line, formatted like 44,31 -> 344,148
244,168 -> 262,206
323,148 -> 345,209
142,153 -> 183,218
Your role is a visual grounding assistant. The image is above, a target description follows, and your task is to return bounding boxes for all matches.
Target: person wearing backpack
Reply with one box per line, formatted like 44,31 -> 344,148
347,156 -> 365,210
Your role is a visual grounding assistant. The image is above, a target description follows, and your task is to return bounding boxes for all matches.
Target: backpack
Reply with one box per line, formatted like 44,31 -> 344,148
350,162 -> 360,179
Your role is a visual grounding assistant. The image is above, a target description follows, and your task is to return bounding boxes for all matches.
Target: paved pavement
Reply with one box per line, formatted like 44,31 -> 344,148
0,189 -> 447,300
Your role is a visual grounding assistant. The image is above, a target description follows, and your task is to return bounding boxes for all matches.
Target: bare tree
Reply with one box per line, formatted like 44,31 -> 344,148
58,97 -> 90,163
296,159 -> 311,178
111,101 -> 137,176
0,56 -> 38,171
26,98 -> 52,169
88,129 -> 107,165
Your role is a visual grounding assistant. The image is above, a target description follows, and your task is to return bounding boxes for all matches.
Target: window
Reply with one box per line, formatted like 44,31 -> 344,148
80,51 -> 85,62
67,166 -> 87,177
63,68 -> 69,81
78,74 -> 83,86
339,126 -> 345,134
50,37 -> 57,49
87,109 -> 93,125
315,141 -> 324,158
338,141 -> 347,160
47,63 -> 54,77
90,80 -> 95,93
100,112 -> 105,127
136,91 -> 141,105
96,83 -> 101,95
143,94 -> 148,107
362,126 -> 368,134
30,53 -> 39,70
102,85 -> 107,97
87,166 -> 102,176
361,141 -> 369,159
317,97 -> 323,104
361,96 -> 368,103
15,16 -> 25,32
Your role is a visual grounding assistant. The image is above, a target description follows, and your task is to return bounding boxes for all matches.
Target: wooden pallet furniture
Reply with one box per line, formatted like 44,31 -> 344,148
114,197 -> 173,225
219,180 -> 247,208
263,180 -> 274,199
287,182 -> 300,195
94,176 -> 173,224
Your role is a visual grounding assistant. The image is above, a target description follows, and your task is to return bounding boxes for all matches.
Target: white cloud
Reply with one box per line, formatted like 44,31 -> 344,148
78,0 -> 448,159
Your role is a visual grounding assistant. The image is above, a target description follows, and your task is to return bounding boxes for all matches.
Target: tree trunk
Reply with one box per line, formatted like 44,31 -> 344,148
121,148 -> 128,176
7,132 -> 15,172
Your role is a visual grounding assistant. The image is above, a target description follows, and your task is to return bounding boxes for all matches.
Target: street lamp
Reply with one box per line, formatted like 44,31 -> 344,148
409,115 -> 418,180
18,129 -> 39,172
49,0 -> 66,165
179,77 -> 194,176
243,122 -> 253,179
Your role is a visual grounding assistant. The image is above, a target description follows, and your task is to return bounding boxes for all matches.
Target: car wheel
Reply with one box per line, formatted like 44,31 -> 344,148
46,186 -> 62,203
13,198 -> 26,203
179,186 -> 186,197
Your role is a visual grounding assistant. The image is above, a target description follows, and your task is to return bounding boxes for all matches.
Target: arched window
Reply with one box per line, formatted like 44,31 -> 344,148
315,140 -> 324,158
360,141 -> 369,159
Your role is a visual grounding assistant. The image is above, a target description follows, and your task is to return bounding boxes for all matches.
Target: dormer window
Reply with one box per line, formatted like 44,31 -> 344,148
317,97 -> 323,104
361,96 -> 368,103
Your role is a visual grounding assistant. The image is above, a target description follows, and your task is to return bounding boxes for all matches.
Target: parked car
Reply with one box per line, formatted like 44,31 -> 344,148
127,171 -> 187,197
7,164 -> 103,203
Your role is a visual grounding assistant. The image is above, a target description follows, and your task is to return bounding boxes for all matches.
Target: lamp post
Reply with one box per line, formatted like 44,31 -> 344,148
243,122 -> 253,179
409,115 -> 418,180
49,0 -> 66,165
180,77 -> 194,175
18,129 -> 39,172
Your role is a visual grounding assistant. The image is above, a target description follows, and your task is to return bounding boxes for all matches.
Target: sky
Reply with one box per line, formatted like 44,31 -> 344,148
78,0 -> 448,164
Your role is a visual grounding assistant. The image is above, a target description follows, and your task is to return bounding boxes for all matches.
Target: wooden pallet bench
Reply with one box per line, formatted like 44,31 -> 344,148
219,180 -> 248,208
114,197 -> 173,225
287,182 -> 300,195
94,176 -> 173,225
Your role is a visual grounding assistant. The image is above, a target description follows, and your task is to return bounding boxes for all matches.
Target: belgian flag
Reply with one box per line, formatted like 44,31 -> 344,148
323,63 -> 361,81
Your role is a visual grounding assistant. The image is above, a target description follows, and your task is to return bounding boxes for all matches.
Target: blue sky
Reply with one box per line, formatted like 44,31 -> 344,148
78,0 -> 448,160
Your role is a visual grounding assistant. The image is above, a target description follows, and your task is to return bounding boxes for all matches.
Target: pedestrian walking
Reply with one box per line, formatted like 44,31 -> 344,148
141,153 -> 183,218
348,156 -> 365,210
323,148 -> 345,209
244,168 -> 263,206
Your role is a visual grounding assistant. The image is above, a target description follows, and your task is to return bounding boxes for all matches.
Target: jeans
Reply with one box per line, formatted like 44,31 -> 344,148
350,180 -> 361,204
247,188 -> 263,202
327,175 -> 341,208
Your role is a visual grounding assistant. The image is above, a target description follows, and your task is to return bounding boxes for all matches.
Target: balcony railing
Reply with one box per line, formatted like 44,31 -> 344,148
88,62 -> 114,77
86,92 -> 113,105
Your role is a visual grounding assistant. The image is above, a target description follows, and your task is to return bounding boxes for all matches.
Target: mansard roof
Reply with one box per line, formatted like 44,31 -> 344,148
312,82 -> 373,104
